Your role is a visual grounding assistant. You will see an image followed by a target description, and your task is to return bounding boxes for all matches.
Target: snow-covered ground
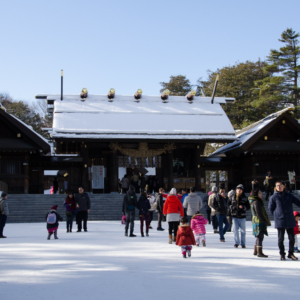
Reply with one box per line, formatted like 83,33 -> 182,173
0,221 -> 299,300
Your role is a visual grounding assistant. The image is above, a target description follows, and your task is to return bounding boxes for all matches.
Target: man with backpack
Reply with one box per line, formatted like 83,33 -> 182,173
122,185 -> 138,237
0,192 -> 9,238
75,187 -> 91,232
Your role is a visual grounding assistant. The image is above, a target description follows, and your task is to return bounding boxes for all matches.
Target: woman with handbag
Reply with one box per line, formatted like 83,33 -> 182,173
137,192 -> 151,237
64,192 -> 76,232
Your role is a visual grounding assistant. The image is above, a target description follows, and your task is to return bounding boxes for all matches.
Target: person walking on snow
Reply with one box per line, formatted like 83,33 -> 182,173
269,180 -> 300,261
208,186 -> 219,233
46,205 -> 63,240
0,192 -> 9,238
64,192 -> 76,232
122,185 -> 138,237
202,192 -> 211,224
155,188 -> 165,231
75,187 -> 91,232
228,184 -> 250,248
176,216 -> 196,258
249,189 -> 271,258
183,187 -> 202,224
191,212 -> 208,247
163,188 -> 184,244
212,188 -> 230,242
137,192 -> 151,237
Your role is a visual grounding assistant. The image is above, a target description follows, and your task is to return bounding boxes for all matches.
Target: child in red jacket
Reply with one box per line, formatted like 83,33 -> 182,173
176,216 -> 196,258
294,211 -> 300,253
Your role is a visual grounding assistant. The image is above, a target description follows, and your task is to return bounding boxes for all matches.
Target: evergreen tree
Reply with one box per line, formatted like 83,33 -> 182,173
253,28 -> 300,111
0,94 -> 49,137
199,60 -> 269,128
160,75 -> 192,96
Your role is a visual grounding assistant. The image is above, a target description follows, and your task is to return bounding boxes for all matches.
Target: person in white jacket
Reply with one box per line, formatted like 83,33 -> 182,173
183,187 -> 202,223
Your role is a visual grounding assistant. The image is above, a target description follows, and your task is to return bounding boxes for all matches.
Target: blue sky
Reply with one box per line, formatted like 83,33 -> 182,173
0,0 -> 299,102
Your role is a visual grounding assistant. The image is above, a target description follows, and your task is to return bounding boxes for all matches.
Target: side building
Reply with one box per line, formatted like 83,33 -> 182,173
209,107 -> 300,192
0,105 -> 50,193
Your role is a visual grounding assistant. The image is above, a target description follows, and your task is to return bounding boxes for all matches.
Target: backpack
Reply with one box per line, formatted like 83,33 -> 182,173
47,212 -> 57,224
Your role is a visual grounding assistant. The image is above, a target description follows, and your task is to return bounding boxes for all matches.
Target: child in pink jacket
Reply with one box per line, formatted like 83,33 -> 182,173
191,212 -> 208,247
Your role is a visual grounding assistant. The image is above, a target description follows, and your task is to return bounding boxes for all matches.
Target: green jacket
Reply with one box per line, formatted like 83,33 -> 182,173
249,196 -> 271,237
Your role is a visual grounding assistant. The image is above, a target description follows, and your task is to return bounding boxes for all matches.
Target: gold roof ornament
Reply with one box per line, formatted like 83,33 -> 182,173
134,89 -> 143,101
186,90 -> 196,102
108,88 -> 115,100
80,88 -> 88,100
161,89 -> 170,102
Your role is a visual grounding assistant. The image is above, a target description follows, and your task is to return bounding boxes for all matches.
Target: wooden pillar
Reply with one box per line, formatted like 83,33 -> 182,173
195,147 -> 201,191
109,151 -> 118,193
81,145 -> 89,192
167,152 -> 173,191
24,164 -> 29,194
38,166 -> 44,194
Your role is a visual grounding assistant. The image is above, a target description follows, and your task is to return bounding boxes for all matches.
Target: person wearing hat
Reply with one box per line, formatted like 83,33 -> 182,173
228,184 -> 250,248
208,186 -> 219,233
249,189 -> 271,257
0,192 -> 9,238
45,205 -> 63,240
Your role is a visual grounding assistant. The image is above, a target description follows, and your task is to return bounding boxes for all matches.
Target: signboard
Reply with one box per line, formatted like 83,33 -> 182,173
288,171 -> 296,185
92,165 -> 104,189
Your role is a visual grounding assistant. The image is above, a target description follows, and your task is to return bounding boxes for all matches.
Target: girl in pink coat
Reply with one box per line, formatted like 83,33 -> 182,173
191,212 -> 208,247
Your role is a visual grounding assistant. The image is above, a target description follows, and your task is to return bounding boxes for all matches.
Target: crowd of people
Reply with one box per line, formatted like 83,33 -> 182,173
120,173 -> 160,194
1,176 -> 300,261
121,180 -> 300,260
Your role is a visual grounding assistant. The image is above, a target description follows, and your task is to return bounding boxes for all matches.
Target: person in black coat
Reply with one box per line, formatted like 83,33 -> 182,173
46,205 -> 63,240
212,188 -> 230,242
269,180 -> 300,260
122,185 -> 138,237
53,177 -> 59,194
155,188 -> 165,231
75,187 -> 91,232
202,193 -> 211,224
137,192 -> 151,237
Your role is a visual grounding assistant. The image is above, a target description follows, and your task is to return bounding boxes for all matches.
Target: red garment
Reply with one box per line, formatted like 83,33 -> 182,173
176,224 -> 196,246
163,195 -> 184,216
294,211 -> 300,235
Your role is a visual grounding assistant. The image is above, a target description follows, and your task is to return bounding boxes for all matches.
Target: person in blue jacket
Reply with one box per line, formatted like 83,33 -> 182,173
269,180 -> 300,261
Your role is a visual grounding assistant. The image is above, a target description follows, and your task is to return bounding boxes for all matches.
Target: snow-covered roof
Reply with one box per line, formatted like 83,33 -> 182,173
211,107 -> 295,156
41,94 -> 237,141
